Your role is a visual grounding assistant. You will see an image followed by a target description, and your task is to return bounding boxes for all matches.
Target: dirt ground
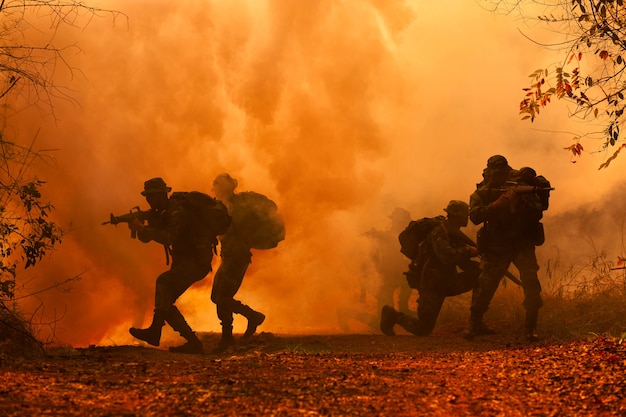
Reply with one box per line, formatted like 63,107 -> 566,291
1,325 -> 625,416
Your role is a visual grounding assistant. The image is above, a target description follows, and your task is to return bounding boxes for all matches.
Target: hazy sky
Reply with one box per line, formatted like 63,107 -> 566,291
10,0 -> 626,347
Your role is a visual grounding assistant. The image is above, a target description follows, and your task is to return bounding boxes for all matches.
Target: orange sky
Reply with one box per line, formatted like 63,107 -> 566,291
8,0 -> 626,347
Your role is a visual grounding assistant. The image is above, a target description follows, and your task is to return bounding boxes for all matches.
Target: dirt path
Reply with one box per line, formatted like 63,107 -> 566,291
1,331 -> 625,416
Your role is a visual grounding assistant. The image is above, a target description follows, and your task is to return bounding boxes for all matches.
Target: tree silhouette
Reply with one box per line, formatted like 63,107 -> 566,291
482,0 -> 626,168
0,0 -> 121,353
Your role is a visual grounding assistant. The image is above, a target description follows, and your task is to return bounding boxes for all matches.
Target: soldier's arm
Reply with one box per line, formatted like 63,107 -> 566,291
136,211 -> 170,244
470,188 -> 512,224
469,190 -> 491,225
429,225 -> 473,266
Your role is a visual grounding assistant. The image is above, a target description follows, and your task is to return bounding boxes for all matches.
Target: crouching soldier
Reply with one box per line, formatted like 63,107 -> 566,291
381,200 -> 480,336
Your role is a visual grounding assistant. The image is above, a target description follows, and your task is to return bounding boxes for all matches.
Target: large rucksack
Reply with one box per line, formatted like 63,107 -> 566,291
398,216 -> 444,260
171,191 -> 232,238
232,191 -> 285,250
511,167 -> 552,211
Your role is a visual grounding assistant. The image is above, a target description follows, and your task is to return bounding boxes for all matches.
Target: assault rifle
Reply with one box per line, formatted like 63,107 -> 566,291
489,182 -> 555,193
102,206 -> 150,239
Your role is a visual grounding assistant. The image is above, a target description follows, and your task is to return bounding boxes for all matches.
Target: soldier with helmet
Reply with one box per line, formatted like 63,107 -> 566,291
465,155 -> 550,341
380,200 -> 481,337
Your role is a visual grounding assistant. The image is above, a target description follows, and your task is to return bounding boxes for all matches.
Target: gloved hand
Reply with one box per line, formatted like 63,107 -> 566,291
492,189 -> 519,209
127,217 -> 145,232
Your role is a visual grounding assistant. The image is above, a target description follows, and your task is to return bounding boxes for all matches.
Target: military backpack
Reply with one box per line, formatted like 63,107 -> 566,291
398,216 -> 445,260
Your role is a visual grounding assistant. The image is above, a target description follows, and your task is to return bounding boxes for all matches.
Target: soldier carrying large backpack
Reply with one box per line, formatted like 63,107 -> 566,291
210,173 -> 285,352
381,200 -> 481,337
107,177 -> 231,354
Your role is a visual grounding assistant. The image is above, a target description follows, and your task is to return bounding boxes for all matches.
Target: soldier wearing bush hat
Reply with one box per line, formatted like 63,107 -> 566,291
126,177 -> 220,354
141,177 -> 172,196
444,200 -> 470,218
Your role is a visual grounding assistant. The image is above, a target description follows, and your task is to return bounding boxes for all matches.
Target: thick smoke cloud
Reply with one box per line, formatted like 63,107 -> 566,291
11,0 -> 626,346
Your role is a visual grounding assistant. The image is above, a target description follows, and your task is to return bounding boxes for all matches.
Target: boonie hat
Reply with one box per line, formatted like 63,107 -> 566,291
444,200 -> 469,217
141,177 -> 172,196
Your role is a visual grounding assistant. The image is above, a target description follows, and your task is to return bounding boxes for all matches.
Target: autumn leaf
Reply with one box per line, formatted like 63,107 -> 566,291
599,143 -> 626,169
564,142 -> 583,157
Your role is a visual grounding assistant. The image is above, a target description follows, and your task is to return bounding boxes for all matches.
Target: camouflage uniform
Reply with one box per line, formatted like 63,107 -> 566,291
368,208 -> 414,314
211,175 -> 266,352
338,208 -> 414,332
466,155 -> 547,341
381,201 -> 480,336
129,178 -> 220,354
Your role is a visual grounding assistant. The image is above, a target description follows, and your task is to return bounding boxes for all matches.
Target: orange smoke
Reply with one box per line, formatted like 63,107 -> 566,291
8,0 -> 626,347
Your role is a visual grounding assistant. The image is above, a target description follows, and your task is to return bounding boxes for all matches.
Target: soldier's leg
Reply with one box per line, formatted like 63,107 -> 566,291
231,300 -> 266,338
166,306 -> 204,354
465,255 -> 510,339
129,308 -> 167,346
410,290 -> 445,336
380,291 -> 444,337
155,261 -> 208,352
397,284 -> 414,315
211,255 -> 253,349
211,266 -> 237,350
217,255 -> 265,338
447,260 -> 481,297
129,268 -> 178,346
380,305 -> 399,336
512,246 -> 542,341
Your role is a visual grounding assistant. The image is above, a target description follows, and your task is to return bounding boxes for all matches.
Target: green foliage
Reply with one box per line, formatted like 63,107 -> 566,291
0,141 -> 63,301
0,2 -> 120,305
0,1 -> 120,355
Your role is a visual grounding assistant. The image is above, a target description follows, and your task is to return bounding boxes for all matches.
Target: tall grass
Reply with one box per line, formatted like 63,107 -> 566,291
435,250 -> 626,340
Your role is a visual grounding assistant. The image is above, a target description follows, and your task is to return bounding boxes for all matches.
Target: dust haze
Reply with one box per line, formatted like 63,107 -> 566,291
9,0 -> 626,346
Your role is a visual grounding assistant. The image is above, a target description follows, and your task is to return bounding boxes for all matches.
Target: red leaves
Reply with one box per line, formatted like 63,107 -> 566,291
565,142 -> 584,157
1,335 -> 626,415
568,52 -> 583,64
0,335 -> 626,416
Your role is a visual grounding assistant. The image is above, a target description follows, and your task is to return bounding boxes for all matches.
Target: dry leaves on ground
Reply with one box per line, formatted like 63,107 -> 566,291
1,332 -> 625,416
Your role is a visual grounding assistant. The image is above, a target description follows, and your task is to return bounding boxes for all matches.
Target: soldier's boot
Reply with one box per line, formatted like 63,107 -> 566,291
397,313 -> 430,337
212,324 -> 235,353
380,305 -> 398,336
463,312 -> 497,340
166,307 -> 204,354
129,310 -> 165,346
525,309 -> 540,342
234,303 -> 266,339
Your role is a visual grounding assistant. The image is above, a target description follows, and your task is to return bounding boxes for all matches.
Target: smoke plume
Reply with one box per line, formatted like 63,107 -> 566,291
9,0 -> 626,347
